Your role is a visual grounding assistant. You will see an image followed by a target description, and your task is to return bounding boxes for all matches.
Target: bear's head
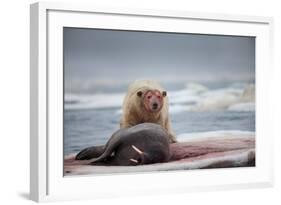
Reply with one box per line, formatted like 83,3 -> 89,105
136,89 -> 167,113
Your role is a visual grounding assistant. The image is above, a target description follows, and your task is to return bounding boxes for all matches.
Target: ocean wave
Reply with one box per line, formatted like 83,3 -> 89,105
65,82 -> 255,112
64,93 -> 125,110
228,102 -> 255,112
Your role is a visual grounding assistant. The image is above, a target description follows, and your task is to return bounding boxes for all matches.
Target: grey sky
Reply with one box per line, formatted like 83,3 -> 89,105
64,27 -> 255,93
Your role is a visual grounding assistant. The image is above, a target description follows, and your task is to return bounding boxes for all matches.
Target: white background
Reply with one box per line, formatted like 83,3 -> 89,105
0,0 -> 280,204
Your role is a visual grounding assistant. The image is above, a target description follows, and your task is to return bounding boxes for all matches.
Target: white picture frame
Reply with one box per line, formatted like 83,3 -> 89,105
30,2 -> 274,202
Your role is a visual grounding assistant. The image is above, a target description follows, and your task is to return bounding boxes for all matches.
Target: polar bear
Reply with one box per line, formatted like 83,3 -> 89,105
120,80 -> 177,143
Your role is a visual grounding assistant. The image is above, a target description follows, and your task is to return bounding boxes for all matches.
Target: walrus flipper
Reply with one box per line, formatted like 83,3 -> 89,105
89,128 -> 128,164
75,145 -> 105,160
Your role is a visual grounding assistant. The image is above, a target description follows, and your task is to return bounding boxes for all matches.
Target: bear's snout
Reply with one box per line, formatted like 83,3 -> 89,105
152,103 -> 158,110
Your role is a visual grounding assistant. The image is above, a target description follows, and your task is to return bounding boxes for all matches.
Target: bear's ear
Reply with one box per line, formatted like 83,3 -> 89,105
137,91 -> 143,97
162,91 -> 167,97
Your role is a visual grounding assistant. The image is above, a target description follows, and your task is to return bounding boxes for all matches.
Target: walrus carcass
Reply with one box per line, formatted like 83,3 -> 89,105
75,123 -> 171,166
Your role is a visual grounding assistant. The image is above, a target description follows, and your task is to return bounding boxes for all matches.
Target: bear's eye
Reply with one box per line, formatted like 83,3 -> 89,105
147,95 -> 152,99
157,95 -> 161,99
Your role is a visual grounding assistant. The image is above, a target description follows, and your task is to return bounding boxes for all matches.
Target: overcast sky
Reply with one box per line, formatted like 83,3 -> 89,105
64,27 -> 255,93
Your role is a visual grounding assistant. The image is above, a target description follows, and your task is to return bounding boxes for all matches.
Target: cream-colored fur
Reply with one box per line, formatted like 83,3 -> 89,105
120,80 -> 177,143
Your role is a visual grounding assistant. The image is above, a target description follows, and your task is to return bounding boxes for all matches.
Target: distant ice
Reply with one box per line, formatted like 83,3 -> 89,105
177,130 -> 255,142
65,82 -> 255,113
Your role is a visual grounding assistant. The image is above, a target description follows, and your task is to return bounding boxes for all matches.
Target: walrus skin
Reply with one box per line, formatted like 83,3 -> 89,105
75,123 -> 171,166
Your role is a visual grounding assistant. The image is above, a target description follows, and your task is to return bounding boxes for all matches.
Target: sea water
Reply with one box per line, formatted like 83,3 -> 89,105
64,82 -> 255,155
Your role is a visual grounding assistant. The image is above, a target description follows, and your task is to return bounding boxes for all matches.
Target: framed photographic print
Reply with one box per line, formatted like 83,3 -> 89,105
30,2 -> 274,202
